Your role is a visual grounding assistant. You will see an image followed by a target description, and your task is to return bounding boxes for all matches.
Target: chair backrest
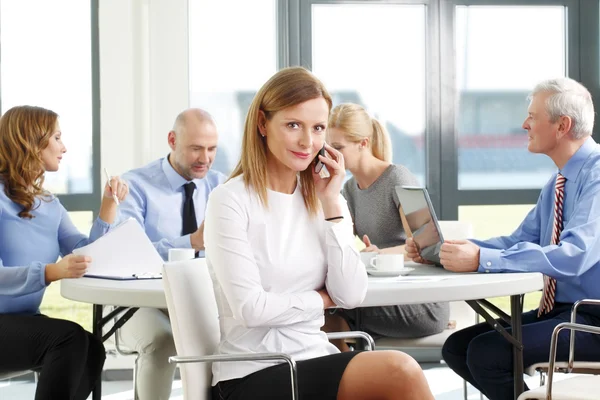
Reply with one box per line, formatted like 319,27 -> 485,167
163,258 -> 220,400
438,220 -> 473,241
438,221 -> 477,325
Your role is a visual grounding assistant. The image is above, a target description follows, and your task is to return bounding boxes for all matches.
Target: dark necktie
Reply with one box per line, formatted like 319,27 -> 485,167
182,182 -> 198,236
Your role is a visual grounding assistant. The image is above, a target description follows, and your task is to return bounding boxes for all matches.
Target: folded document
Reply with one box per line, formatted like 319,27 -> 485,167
74,218 -> 163,280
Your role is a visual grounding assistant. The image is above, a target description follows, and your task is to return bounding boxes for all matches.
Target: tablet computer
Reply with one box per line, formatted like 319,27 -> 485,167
395,186 -> 444,266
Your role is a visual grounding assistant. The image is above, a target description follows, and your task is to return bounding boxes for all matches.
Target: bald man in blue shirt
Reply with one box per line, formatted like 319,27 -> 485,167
407,78 -> 600,400
117,108 -> 226,400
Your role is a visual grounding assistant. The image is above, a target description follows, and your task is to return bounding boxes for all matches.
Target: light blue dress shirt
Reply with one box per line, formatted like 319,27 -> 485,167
0,183 -> 112,314
119,156 -> 226,260
474,137 -> 600,304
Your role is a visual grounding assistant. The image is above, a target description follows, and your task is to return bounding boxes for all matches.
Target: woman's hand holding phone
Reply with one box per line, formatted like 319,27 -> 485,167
312,143 -> 346,218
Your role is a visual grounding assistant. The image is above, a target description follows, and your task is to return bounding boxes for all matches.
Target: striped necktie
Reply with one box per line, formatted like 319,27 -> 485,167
538,173 -> 566,317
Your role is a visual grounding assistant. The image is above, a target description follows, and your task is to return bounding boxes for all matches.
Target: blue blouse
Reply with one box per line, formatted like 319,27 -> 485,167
0,182 -> 111,314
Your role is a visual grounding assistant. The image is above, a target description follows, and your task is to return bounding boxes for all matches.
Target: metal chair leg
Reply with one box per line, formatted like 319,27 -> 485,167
113,309 -> 139,400
463,379 -> 486,400
132,356 -> 138,400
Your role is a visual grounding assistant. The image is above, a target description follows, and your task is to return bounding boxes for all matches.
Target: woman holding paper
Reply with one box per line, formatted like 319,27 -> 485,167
0,105 -> 128,400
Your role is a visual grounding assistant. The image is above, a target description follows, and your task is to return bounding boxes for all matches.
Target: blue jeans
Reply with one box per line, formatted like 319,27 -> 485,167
442,303 -> 600,400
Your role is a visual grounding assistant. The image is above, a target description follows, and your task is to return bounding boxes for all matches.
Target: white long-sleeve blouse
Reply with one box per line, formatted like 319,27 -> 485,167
204,175 -> 368,384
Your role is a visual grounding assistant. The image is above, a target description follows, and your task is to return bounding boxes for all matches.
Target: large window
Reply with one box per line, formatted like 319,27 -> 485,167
459,203 -> 542,312
1,0 -> 96,195
455,5 -> 566,190
310,3 -> 427,184
188,0 -> 277,175
185,0 -> 597,221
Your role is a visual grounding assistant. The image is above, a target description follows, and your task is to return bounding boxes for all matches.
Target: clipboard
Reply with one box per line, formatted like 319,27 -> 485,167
74,218 -> 164,280
84,272 -> 163,281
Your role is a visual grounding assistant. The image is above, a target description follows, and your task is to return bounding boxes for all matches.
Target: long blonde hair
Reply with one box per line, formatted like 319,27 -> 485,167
230,67 -> 332,215
0,106 -> 57,219
328,103 -> 392,162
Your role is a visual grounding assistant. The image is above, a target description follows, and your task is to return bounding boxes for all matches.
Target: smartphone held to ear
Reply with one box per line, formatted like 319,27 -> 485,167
314,146 -> 330,178
314,146 -> 326,173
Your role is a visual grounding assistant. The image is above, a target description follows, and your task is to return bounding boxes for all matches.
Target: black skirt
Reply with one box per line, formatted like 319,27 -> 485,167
212,351 -> 361,400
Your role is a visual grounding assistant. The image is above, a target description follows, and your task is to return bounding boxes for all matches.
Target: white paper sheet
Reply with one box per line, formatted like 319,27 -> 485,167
74,218 -> 164,280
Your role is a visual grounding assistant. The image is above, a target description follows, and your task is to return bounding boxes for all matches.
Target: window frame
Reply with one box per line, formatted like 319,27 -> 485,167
439,0 -> 584,219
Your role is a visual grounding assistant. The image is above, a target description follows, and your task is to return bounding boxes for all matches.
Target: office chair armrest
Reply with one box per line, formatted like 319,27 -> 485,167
169,352 -> 299,400
568,299 -> 600,372
326,331 -> 375,351
547,322 -> 600,400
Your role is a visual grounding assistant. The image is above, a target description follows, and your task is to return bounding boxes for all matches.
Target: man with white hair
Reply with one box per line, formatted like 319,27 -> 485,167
116,108 -> 226,400
407,78 -> 600,399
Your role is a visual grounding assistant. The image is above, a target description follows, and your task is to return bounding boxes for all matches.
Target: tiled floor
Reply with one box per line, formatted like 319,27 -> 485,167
0,363 -> 558,399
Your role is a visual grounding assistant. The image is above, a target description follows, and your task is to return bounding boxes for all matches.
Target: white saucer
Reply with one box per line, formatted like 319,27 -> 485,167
367,267 -> 414,277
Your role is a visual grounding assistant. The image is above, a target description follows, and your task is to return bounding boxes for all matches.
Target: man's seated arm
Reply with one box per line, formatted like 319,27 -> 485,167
478,182 -> 600,277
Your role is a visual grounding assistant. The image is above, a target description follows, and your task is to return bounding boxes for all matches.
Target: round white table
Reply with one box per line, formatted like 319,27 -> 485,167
61,263 -> 542,308
61,263 -> 543,400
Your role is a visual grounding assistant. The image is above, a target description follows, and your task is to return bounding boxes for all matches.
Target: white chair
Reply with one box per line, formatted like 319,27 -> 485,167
518,374 -> 600,400
437,220 -> 474,243
162,258 -> 375,400
518,300 -> 600,400
525,361 -> 600,386
524,301 -> 600,387
525,300 -> 600,386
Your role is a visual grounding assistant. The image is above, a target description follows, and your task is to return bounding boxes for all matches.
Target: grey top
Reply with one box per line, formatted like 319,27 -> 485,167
342,164 -> 419,249
340,164 -> 449,338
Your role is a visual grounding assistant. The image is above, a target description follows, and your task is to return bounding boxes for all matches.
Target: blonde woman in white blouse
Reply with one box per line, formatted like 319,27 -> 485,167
204,66 -> 434,400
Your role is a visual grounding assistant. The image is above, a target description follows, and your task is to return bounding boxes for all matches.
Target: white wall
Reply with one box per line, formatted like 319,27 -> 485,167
97,0 -> 189,371
99,0 -> 189,176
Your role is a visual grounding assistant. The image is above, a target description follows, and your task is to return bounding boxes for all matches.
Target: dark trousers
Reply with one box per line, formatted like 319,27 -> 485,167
442,303 -> 600,400
0,313 -> 106,400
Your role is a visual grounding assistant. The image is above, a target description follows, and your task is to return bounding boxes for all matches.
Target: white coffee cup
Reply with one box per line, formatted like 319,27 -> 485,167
369,254 -> 405,271
360,252 -> 377,267
168,248 -> 195,262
